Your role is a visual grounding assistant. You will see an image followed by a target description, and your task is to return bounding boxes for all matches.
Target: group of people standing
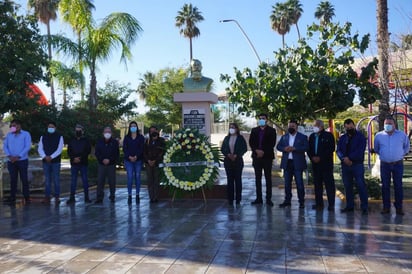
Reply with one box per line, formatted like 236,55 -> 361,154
221,114 -> 410,216
3,119 -> 165,206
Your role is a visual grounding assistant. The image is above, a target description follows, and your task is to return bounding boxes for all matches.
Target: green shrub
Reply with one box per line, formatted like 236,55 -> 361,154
336,175 -> 382,200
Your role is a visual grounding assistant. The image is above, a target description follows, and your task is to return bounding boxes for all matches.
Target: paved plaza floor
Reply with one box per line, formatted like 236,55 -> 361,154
1,157 -> 412,273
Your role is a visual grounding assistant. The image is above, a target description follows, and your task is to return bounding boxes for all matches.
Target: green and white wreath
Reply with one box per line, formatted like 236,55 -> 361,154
161,128 -> 220,191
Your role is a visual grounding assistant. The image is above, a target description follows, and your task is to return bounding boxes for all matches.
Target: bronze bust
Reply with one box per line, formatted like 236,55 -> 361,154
183,59 -> 213,92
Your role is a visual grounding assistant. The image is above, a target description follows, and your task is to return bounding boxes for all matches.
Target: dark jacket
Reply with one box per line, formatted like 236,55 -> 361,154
221,134 -> 248,169
123,134 -> 145,161
308,130 -> 335,169
144,137 -> 166,165
95,138 -> 120,166
276,132 -> 309,170
67,136 -> 91,166
336,130 -> 366,164
249,126 -> 277,160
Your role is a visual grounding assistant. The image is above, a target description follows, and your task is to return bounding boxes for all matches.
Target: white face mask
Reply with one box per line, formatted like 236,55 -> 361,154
104,133 -> 111,139
229,128 -> 236,135
313,126 -> 320,133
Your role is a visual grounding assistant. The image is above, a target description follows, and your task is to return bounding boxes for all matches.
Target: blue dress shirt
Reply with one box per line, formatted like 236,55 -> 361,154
374,129 -> 410,162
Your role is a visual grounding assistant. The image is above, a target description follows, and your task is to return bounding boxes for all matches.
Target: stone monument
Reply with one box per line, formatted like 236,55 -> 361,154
174,59 -> 218,137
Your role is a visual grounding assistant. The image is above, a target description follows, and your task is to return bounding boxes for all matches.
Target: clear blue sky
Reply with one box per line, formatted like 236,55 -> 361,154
15,0 -> 412,111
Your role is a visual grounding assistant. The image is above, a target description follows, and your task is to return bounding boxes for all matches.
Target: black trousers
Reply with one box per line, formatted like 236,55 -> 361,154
312,163 -> 335,208
224,161 -> 244,203
252,158 -> 273,201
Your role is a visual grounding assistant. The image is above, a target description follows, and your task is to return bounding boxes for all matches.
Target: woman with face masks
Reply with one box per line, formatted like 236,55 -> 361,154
123,121 -> 145,204
221,123 -> 248,206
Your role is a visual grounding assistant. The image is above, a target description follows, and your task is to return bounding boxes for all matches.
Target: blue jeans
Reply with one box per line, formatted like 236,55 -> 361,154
43,162 -> 61,198
380,161 -> 403,209
125,160 -> 142,195
283,160 -> 305,204
341,163 -> 368,210
70,165 -> 89,196
7,159 -> 29,200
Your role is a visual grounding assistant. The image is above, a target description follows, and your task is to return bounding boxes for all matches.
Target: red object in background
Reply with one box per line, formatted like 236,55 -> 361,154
26,83 -> 48,105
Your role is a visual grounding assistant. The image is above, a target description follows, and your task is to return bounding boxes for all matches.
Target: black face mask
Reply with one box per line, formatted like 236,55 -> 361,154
346,128 -> 356,135
288,128 -> 296,134
151,132 -> 158,138
75,131 -> 82,137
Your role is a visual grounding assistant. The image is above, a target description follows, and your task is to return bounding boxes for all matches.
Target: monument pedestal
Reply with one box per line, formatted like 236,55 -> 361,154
174,92 -> 218,137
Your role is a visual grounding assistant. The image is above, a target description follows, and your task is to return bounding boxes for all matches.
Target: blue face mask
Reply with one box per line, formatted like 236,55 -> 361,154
258,119 -> 266,127
384,124 -> 393,132
130,126 -> 137,133
47,128 -> 55,134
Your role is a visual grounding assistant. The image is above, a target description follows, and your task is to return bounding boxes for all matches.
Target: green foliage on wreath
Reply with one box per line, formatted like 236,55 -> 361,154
161,128 -> 220,193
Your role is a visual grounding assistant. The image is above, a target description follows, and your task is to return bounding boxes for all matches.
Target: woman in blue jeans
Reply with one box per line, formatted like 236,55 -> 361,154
123,121 -> 145,204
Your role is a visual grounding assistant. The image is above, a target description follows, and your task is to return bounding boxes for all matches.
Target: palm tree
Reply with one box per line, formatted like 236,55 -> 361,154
50,61 -> 83,108
53,12 -> 142,110
287,0 -> 303,40
137,72 -> 155,101
376,0 -> 390,129
175,3 -> 204,61
314,1 -> 335,26
270,2 -> 291,48
59,0 -> 95,102
28,0 -> 59,107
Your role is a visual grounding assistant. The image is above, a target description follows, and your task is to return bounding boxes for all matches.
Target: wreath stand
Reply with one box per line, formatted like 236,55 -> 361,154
171,186 -> 207,203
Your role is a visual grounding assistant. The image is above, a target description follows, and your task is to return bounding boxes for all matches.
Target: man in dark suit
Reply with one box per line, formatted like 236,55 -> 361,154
249,113 -> 277,206
276,120 -> 309,209
308,120 -> 336,211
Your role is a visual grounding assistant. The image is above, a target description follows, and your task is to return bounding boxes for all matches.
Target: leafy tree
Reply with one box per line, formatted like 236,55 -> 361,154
376,0 -> 390,129
140,67 -> 187,132
59,0 -> 95,102
52,12 -> 142,110
270,2 -> 291,48
16,80 -> 136,144
0,0 -> 48,115
314,1 -> 335,26
28,0 -> 59,107
175,3 -> 204,61
221,22 -> 380,125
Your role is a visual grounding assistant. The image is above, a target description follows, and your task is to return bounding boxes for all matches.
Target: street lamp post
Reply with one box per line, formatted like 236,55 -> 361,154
219,19 -> 262,64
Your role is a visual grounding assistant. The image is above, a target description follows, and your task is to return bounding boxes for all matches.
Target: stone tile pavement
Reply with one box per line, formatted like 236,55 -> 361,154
1,154 -> 412,273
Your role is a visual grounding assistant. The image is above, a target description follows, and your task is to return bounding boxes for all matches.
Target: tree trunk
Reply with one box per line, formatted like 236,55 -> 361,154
89,61 -> 97,110
47,21 -> 55,107
78,31 -> 85,102
63,88 -> 67,108
377,0 -> 390,130
296,24 -> 301,40
189,37 -> 193,61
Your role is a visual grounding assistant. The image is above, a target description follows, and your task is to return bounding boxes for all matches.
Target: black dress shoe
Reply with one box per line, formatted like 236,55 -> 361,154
381,208 -> 390,214
362,209 -> 368,215
327,206 -> 334,212
251,199 -> 263,205
236,201 -> 240,205
266,200 -> 274,207
279,202 -> 291,208
312,205 -> 323,210
94,199 -> 103,204
299,203 -> 305,209
340,207 -> 354,213
396,209 -> 405,216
